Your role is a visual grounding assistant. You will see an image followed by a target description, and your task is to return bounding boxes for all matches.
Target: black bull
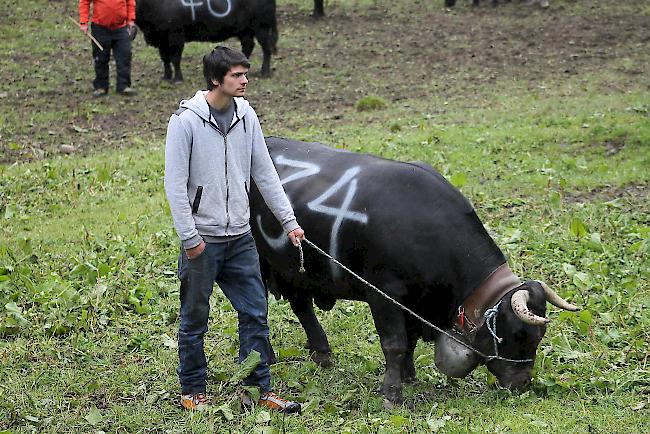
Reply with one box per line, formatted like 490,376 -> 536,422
251,137 -> 578,403
136,0 -> 278,81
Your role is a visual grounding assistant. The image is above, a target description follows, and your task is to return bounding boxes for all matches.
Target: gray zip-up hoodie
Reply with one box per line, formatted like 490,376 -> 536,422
164,90 -> 299,249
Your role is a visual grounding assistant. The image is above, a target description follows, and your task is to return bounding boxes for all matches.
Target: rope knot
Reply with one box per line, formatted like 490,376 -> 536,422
484,301 -> 503,349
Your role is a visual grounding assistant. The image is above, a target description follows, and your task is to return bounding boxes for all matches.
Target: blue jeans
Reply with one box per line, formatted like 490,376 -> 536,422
176,232 -> 272,394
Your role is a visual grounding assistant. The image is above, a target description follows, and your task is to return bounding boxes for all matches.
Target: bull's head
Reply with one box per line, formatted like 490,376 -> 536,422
435,281 -> 578,389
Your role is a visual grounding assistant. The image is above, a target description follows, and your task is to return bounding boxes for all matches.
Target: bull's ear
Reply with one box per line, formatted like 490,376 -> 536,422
511,290 -> 550,326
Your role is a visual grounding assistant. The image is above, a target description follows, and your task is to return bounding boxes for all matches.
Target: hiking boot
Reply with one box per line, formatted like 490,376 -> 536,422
92,88 -> 108,98
240,390 -> 301,414
259,392 -> 301,414
118,87 -> 138,96
180,392 -> 209,411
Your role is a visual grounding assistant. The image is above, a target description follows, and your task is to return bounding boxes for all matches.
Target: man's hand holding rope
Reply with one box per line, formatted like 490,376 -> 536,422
288,227 -> 305,247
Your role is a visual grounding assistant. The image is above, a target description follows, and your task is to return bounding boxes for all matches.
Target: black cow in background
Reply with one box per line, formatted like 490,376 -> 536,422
136,0 -> 278,81
251,137 -> 579,404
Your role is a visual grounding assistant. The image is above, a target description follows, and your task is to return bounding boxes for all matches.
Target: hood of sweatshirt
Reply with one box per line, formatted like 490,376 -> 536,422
179,90 -> 251,127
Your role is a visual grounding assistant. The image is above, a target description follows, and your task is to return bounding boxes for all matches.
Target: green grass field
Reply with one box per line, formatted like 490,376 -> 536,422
1,0 -> 648,432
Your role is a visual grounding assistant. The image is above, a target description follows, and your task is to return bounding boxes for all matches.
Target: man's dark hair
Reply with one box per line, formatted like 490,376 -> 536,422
203,46 -> 251,90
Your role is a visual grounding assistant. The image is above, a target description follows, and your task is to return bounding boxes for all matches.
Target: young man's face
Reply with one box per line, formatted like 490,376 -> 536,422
215,65 -> 249,97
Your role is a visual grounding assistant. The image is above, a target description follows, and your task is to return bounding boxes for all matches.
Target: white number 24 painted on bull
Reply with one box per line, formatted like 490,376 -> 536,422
256,155 -> 368,278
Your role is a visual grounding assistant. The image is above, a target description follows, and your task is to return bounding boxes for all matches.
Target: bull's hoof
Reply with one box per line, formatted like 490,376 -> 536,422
380,384 -> 403,405
162,75 -> 172,81
402,374 -> 418,384
310,350 -> 333,368
259,70 -> 272,79
402,363 -> 417,383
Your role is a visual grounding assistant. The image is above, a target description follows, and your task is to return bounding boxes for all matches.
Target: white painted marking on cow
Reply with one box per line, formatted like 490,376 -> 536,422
255,155 -> 369,279
307,167 -> 367,278
181,0 -> 202,21
181,0 -> 232,21
206,0 -> 232,18
256,215 -> 290,250
276,156 -> 320,185
307,167 -> 368,224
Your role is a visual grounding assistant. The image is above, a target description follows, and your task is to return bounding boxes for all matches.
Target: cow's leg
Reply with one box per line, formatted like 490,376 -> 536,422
286,293 -> 332,367
312,0 -> 325,18
253,26 -> 273,77
444,0 -> 457,6
239,32 -> 255,60
367,290 -> 408,404
167,31 -> 185,82
401,326 -> 418,384
158,39 -> 172,81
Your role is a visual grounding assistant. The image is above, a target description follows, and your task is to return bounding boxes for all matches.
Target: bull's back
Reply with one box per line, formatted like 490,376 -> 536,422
136,0 -> 276,39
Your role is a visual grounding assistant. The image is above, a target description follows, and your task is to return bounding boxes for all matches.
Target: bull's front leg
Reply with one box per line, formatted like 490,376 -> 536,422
401,326 -> 419,384
287,294 -> 332,367
368,291 -> 409,405
254,26 -> 273,77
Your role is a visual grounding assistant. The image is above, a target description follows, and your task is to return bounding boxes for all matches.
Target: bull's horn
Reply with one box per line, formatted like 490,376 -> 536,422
537,281 -> 580,311
511,290 -> 550,326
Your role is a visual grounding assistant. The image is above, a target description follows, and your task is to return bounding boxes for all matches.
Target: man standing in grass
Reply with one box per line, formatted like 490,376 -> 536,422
79,0 -> 137,97
164,46 -> 304,414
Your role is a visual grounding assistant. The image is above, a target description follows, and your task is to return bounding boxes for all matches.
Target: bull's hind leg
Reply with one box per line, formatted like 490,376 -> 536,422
287,294 -> 332,367
239,32 -> 255,60
158,44 -> 172,81
253,26 -> 273,77
167,31 -> 185,82
261,263 -> 332,368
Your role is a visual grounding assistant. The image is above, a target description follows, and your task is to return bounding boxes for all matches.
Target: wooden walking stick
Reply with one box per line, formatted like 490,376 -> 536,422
67,16 -> 104,51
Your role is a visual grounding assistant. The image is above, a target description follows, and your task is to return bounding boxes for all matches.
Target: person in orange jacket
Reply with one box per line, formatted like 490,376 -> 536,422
79,0 -> 137,97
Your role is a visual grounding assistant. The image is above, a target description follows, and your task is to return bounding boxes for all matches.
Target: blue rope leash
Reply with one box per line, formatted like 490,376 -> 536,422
484,301 -> 504,359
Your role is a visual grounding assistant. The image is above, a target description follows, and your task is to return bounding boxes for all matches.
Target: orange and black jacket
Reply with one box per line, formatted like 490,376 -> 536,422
79,0 -> 136,30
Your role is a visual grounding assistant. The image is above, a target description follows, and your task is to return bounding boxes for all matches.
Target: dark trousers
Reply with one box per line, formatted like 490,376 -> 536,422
176,232 -> 272,394
90,24 -> 132,92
